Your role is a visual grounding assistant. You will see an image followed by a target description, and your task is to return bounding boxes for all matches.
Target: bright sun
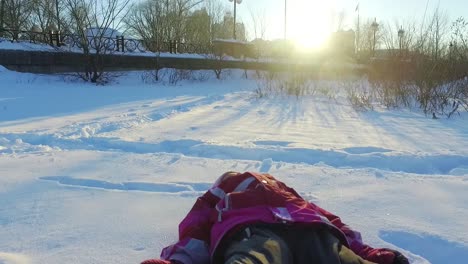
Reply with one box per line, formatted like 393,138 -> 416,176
288,0 -> 335,50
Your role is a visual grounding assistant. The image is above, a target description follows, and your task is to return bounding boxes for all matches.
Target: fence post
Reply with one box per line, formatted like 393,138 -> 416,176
49,31 -> 60,47
121,36 -> 125,52
117,36 -> 123,52
57,32 -> 61,47
116,36 -> 120,52
49,31 -> 54,46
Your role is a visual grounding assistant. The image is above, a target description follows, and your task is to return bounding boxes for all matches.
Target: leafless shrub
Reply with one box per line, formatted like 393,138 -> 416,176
284,72 -> 311,98
61,70 -> 122,85
204,53 -> 227,80
141,56 -> 164,83
254,70 -> 278,98
421,78 -> 468,118
369,80 -> 416,109
343,81 -> 374,111
363,56 -> 467,117
362,8 -> 468,118
254,70 -> 313,99
141,69 -> 167,84
168,69 -> 193,85
191,70 -> 212,82
310,81 -> 339,100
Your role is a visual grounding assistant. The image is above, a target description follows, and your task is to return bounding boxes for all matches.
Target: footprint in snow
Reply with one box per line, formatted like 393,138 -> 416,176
342,147 -> 392,155
39,176 -> 211,194
380,230 -> 468,264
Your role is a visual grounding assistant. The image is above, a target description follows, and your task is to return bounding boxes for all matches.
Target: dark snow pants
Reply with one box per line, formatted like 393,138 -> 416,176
223,225 -> 376,264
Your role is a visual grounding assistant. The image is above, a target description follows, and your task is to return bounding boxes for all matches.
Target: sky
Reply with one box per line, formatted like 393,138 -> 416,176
234,0 -> 468,47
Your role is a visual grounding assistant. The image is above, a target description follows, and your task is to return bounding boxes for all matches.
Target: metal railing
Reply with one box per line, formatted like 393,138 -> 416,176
0,28 -> 211,55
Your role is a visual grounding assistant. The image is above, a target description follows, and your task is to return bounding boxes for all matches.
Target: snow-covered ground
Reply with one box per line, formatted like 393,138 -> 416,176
0,66 -> 467,264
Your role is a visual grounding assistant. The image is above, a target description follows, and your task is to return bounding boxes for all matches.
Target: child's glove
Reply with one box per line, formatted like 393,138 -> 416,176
365,248 -> 409,264
390,250 -> 409,264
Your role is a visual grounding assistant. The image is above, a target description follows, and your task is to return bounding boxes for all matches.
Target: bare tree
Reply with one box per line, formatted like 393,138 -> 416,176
164,0 -> 203,42
415,7 -> 449,60
355,18 -> 383,59
450,17 -> 468,60
204,0 -> 226,40
184,8 -> 210,45
335,10 -> 346,31
0,0 -> 5,31
3,0 -> 33,32
429,8 -> 449,60
29,0 -> 58,32
381,19 -> 418,57
248,6 -> 267,40
124,0 -> 164,50
124,0 -> 203,49
63,0 -> 131,83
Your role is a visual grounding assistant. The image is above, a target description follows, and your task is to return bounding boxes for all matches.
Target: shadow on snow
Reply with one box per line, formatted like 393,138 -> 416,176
380,230 -> 468,264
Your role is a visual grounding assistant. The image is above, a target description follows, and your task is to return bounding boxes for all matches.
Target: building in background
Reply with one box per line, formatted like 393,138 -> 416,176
327,29 -> 356,59
213,12 -> 246,41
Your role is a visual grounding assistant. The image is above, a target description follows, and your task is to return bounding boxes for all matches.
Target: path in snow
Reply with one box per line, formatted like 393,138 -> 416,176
1,132 -> 468,175
40,176 -> 210,194
1,91 -> 468,175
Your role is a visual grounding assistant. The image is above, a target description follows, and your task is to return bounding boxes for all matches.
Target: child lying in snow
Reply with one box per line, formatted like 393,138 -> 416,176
142,171 -> 408,264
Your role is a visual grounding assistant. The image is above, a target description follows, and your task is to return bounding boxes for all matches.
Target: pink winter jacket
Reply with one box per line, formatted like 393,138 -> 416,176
157,172 -> 397,264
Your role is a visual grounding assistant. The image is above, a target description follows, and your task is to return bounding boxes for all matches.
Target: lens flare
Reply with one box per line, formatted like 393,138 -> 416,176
288,0 -> 336,50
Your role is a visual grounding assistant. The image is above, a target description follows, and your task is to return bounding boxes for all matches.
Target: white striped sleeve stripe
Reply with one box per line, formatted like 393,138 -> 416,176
273,207 -> 293,221
210,177 -> 255,198
233,177 -> 256,192
210,187 -> 226,199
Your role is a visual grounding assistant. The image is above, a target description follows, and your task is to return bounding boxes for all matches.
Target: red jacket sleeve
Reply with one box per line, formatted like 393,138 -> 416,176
160,192 -> 218,264
159,172 -> 253,264
316,206 -> 396,264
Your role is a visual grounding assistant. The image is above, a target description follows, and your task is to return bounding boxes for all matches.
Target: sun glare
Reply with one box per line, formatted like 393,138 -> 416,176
288,0 -> 335,51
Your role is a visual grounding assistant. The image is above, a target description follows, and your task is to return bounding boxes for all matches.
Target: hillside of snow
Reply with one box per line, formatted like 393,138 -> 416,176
0,66 -> 467,264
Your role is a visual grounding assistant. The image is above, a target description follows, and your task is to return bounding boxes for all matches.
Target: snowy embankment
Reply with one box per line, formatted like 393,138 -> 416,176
0,37 -> 206,59
0,66 -> 467,264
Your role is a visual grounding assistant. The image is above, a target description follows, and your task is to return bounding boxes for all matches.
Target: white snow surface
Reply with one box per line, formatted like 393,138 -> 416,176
0,66 -> 467,264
